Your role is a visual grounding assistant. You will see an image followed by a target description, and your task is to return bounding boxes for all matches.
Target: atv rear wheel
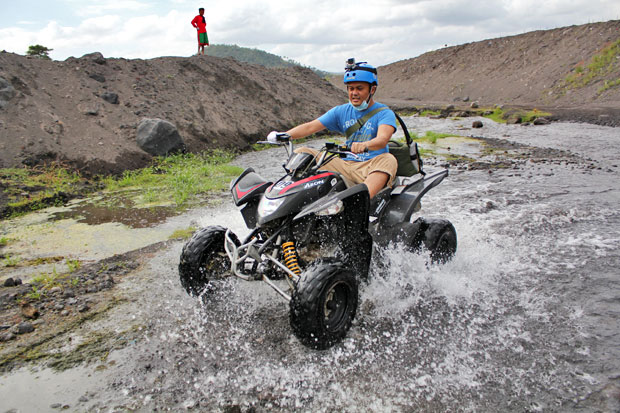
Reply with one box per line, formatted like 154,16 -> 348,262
423,219 -> 457,264
290,259 -> 358,349
178,225 -> 239,296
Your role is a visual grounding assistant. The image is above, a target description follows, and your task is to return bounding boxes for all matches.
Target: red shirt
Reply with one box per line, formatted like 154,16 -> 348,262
191,15 -> 207,33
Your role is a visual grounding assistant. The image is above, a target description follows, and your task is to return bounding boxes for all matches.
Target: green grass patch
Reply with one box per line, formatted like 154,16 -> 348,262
102,150 -> 243,208
1,164 -> 85,216
66,259 -> 81,273
598,78 -> 620,94
563,39 -> 620,89
483,108 -> 506,123
0,237 -> 8,247
482,107 -> 551,124
169,227 -> 197,240
31,266 -> 62,289
0,164 -> 81,193
413,131 -> 458,144
2,254 -> 20,267
420,109 -> 441,117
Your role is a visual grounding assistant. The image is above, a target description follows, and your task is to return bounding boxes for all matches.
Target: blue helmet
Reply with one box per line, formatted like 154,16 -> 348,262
343,58 -> 378,86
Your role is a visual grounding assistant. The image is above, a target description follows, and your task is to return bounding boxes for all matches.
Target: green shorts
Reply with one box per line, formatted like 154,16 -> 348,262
198,32 -> 209,45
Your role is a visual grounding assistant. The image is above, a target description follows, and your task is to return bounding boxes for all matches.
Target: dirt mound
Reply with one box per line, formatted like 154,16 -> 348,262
373,20 -> 620,113
0,52 -> 346,175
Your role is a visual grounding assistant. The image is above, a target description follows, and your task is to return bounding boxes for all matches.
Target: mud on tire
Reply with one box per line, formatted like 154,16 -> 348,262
178,225 -> 239,296
289,259 -> 358,350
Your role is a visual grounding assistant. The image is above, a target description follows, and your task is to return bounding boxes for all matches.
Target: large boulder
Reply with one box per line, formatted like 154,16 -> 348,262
80,52 -> 106,65
136,118 -> 186,156
0,77 -> 16,109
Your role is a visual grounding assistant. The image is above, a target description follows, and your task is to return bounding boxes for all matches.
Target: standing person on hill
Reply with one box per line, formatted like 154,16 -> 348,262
267,58 -> 398,199
191,7 -> 209,55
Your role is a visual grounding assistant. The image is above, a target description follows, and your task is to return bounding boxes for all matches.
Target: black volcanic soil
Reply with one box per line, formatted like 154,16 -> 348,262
0,52 -> 346,176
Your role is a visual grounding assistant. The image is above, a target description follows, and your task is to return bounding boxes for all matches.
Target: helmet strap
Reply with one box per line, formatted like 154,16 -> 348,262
367,84 -> 377,104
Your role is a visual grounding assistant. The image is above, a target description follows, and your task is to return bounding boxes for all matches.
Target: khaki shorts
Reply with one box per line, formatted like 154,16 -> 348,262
296,147 -> 398,187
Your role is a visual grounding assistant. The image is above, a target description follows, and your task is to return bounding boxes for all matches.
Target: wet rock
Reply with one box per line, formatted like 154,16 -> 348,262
101,91 -> 119,104
21,303 -> 40,319
136,118 -> 186,156
470,101 -> 479,108
533,117 -> 551,125
13,321 -> 35,334
50,403 -> 62,409
4,277 -> 22,287
472,120 -> 484,128
0,331 -> 15,342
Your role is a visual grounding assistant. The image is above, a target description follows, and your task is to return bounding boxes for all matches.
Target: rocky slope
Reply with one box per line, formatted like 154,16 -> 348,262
1,21 -> 619,176
0,52 -> 346,175
374,20 -> 620,111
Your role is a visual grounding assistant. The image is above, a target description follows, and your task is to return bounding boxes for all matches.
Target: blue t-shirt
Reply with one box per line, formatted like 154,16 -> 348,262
318,102 -> 397,161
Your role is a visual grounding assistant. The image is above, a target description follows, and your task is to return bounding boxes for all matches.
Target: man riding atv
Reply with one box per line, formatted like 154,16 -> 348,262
268,58 -> 398,199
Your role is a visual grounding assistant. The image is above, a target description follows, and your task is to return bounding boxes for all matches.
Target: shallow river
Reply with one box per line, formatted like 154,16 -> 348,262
2,116 -> 619,412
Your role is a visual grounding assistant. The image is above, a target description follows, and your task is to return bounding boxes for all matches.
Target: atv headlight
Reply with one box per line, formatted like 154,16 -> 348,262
257,196 -> 285,218
316,200 -> 344,216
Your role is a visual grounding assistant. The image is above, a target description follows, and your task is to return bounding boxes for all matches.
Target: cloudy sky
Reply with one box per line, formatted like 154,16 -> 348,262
1,0 -> 619,72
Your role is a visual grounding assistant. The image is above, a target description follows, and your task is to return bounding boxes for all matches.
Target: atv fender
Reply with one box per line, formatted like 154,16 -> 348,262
376,169 -> 448,227
231,167 -> 272,207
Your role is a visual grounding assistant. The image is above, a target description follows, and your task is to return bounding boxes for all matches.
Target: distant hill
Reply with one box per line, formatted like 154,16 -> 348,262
372,20 -> 620,110
205,44 -> 330,77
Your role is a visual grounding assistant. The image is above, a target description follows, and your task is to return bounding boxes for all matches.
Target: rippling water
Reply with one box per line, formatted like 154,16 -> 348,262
5,117 -> 619,412
97,117 -> 617,412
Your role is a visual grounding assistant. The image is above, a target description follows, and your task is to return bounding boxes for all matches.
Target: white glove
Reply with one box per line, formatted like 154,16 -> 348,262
267,131 -> 282,143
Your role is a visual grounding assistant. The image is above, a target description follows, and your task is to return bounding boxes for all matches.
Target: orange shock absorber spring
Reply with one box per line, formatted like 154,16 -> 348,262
281,241 -> 301,276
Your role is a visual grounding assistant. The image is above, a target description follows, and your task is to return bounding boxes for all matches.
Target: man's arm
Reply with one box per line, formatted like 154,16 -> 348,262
350,124 -> 395,153
286,119 -> 325,140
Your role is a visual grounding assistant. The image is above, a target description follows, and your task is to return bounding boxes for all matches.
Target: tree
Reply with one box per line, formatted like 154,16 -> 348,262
26,44 -> 53,59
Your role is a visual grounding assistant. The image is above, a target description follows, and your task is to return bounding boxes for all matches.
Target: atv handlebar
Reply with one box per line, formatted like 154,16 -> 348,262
257,136 -> 367,164
324,142 -> 368,160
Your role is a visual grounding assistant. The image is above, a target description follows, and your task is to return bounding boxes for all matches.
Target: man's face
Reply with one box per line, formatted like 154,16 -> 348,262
199,9 -> 205,15
347,82 -> 375,106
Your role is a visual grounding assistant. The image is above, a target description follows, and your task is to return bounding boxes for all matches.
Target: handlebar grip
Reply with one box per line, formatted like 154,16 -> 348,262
276,133 -> 291,142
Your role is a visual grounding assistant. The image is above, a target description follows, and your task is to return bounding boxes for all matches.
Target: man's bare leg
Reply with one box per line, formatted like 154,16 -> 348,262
364,171 -> 390,199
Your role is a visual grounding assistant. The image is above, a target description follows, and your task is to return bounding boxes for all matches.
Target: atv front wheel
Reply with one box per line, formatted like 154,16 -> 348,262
423,219 -> 457,264
290,259 -> 358,349
178,225 -> 239,296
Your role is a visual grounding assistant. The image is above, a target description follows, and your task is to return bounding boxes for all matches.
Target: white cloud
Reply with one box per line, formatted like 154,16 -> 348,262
0,0 -> 618,71
68,0 -> 152,17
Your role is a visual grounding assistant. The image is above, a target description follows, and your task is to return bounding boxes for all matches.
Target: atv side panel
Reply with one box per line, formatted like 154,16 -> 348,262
231,168 -> 272,207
